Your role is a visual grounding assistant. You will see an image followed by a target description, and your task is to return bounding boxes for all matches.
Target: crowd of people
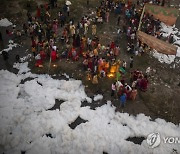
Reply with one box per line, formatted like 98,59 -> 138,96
141,12 -> 176,45
111,68 -> 150,107
2,0 -> 170,108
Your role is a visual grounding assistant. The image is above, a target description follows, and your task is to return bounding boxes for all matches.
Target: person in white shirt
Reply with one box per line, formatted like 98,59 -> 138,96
130,33 -> 135,43
146,67 -> 151,76
67,6 -> 70,16
84,23 -> 88,35
122,61 -> 127,70
125,84 -> 132,92
116,80 -> 123,92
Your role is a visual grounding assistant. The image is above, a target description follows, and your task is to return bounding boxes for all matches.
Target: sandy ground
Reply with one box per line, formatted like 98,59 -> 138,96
0,0 -> 180,125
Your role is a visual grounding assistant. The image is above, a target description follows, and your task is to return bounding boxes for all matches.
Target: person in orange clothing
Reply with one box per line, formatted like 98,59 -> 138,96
92,74 -> 98,84
93,48 -> 98,57
130,88 -> 138,101
98,58 -> 103,73
82,36 -> 87,49
104,60 -> 110,74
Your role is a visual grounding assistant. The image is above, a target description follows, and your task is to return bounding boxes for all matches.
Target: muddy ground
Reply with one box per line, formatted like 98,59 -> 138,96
0,0 -> 180,124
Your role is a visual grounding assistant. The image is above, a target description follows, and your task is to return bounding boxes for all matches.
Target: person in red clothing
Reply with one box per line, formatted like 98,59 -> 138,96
40,49 -> 46,60
36,6 -> 41,18
127,0 -> 132,8
110,41 -> 115,50
35,54 -> 43,67
118,85 -> 124,97
140,75 -> 148,92
79,44 -> 84,56
51,49 -> 57,61
72,48 -> 79,61
52,20 -> 58,35
88,58 -> 93,71
31,37 -> 36,48
38,40 -> 44,48
6,30 -> 13,36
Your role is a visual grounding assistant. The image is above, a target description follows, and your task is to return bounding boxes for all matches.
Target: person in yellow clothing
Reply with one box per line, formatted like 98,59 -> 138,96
70,24 -> 76,36
93,48 -> 98,56
82,36 -> 87,49
92,74 -> 98,84
96,8 -> 101,17
92,24 -> 97,36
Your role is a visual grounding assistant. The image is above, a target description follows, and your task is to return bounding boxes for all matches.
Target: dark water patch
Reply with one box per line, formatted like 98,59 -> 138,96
69,116 -> 88,129
20,77 -> 35,84
46,133 -> 54,138
37,81 -> 43,86
126,137 -> 145,145
81,100 -> 105,110
81,100 -> 91,108
0,60 -> 19,74
21,151 -> 26,154
172,149 -> 178,154
48,99 -> 64,111
103,152 -> 108,154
